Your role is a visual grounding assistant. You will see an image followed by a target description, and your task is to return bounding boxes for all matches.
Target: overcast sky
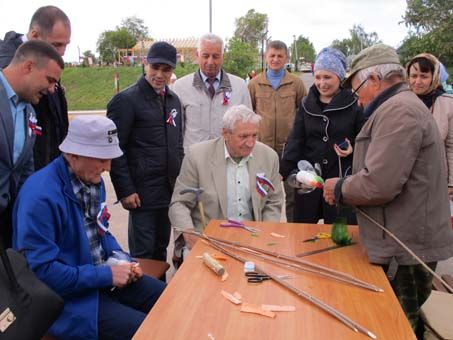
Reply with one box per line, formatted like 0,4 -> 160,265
0,0 -> 409,62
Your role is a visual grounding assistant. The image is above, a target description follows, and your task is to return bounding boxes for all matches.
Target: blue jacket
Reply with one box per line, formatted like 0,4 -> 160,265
13,156 -> 125,339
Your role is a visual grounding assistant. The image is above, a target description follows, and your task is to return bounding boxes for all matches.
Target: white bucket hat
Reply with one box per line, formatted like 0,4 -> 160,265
59,115 -> 123,159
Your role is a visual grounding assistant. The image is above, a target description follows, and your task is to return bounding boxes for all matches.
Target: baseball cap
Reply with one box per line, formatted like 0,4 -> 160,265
147,41 -> 177,68
343,44 -> 401,88
59,115 -> 123,159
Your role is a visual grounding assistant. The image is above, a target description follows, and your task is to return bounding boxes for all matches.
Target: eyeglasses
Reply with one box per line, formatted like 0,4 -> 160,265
351,77 -> 369,98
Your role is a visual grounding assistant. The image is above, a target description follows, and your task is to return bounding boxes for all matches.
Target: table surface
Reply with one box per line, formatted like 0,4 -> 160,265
133,220 -> 415,340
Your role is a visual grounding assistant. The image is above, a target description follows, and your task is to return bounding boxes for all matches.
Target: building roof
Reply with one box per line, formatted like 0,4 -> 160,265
133,37 -> 199,51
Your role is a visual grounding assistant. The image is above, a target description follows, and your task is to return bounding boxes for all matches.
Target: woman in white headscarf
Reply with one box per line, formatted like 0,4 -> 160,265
407,53 -> 453,198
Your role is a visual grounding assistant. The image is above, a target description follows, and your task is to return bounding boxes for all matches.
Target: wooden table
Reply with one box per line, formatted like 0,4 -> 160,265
134,220 -> 415,340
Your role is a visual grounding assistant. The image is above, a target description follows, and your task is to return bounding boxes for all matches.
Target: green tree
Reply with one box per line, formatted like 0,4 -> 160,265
120,16 -> 149,41
399,0 -> 453,65
233,9 -> 269,49
97,28 -> 136,64
331,24 -> 381,56
223,38 -> 258,78
290,35 -> 316,64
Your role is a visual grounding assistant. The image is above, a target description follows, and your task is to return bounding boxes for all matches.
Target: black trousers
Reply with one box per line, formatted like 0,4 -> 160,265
0,205 -> 12,249
128,208 -> 171,262
293,187 -> 357,224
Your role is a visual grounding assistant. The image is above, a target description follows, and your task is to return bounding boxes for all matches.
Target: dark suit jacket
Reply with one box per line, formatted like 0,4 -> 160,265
0,31 -> 69,171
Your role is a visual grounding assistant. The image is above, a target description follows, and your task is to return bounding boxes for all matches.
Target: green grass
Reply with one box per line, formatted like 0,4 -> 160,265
62,63 -> 198,111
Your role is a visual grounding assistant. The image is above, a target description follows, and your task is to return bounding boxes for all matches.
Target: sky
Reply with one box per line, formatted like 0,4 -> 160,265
0,0 -> 410,63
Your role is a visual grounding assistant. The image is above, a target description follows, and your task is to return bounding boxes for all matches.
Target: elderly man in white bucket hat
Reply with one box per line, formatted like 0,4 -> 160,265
13,115 -> 165,339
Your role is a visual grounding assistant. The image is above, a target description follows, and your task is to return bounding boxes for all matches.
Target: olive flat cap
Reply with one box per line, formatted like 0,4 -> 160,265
343,44 -> 401,88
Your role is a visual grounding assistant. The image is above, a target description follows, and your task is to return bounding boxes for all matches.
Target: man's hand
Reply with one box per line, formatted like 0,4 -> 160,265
111,263 -> 135,288
183,232 -> 199,250
131,262 -> 143,280
121,193 -> 141,210
324,178 -> 340,206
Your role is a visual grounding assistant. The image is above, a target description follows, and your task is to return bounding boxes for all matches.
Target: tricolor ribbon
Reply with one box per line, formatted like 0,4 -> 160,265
166,108 -> 178,127
28,115 -> 42,136
223,91 -> 231,105
96,202 -> 111,236
256,172 -> 275,197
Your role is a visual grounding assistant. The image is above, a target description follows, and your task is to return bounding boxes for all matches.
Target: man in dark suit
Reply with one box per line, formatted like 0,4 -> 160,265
0,41 -> 64,247
0,5 -> 71,170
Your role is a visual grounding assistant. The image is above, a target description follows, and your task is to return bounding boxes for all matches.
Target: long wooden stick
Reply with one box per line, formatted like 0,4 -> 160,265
209,238 -> 381,292
178,229 -> 383,292
356,207 -> 453,293
205,237 -> 377,339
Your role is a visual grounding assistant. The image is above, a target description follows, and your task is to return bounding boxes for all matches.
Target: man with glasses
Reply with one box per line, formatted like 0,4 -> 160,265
107,42 -> 184,265
323,44 -> 453,338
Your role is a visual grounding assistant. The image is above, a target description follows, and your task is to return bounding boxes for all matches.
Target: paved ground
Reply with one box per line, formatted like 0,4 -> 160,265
88,71 -> 453,280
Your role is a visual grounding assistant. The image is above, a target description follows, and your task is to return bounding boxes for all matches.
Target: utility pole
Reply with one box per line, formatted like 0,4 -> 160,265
293,35 -> 298,71
209,0 -> 212,33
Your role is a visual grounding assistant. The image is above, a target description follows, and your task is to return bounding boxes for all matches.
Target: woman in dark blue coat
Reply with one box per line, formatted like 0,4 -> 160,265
281,48 -> 365,223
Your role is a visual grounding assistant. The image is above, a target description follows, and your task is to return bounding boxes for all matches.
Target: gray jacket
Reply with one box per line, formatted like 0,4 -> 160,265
171,70 -> 252,152
0,75 -> 35,214
341,84 -> 453,265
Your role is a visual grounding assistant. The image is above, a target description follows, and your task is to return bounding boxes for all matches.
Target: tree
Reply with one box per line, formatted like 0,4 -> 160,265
223,38 -> 258,78
404,0 -> 452,32
120,16 -> 149,41
399,0 -> 453,65
290,35 -> 316,64
97,29 -> 136,64
233,9 -> 269,49
331,24 -> 381,56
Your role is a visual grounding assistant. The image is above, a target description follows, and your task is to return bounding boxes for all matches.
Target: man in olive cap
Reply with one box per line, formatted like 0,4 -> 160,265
323,44 -> 453,337
107,42 -> 184,264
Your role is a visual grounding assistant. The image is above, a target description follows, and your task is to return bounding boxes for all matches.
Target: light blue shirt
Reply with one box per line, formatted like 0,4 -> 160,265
200,70 -> 221,91
266,68 -> 285,90
225,144 -> 253,221
0,71 -> 27,163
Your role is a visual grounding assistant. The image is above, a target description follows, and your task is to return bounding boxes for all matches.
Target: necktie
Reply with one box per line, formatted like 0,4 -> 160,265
207,78 -> 216,98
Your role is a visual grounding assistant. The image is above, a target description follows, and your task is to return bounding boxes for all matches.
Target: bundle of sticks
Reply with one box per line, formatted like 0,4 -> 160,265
176,228 -> 379,339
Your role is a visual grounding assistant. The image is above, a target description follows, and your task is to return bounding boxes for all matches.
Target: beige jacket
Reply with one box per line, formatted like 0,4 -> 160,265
171,70 -> 252,152
248,70 -> 307,155
341,86 -> 453,265
169,137 -> 283,232
432,94 -> 453,185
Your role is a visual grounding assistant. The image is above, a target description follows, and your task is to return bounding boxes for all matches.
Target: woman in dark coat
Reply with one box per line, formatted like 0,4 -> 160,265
281,47 -> 365,224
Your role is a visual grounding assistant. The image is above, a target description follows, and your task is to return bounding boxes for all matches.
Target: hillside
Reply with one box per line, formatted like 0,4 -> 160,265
62,64 -> 198,111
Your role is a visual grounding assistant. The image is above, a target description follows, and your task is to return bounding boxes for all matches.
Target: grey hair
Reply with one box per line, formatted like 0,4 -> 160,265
198,33 -> 224,53
355,63 -> 406,83
222,105 -> 261,131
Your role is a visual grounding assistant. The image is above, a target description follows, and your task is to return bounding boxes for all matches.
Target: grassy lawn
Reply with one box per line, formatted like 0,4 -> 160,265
62,63 -> 198,111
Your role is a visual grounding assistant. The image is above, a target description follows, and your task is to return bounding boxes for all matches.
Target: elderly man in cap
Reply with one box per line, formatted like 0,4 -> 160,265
107,42 -> 183,264
13,116 -> 166,339
323,44 -> 453,337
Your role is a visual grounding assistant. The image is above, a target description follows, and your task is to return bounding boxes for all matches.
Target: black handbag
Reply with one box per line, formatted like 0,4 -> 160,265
0,243 -> 64,340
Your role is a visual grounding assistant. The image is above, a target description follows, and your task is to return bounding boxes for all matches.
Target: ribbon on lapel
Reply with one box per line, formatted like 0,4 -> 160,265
256,172 -> 275,197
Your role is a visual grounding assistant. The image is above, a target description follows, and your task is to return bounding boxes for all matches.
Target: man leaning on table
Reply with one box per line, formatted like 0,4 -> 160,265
323,44 -> 453,339
169,105 -> 283,262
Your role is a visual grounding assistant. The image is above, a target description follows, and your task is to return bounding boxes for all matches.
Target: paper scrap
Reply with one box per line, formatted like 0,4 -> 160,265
261,304 -> 296,312
240,302 -> 276,318
233,291 -> 242,300
270,232 -> 286,238
208,333 -> 215,340
221,290 -> 242,305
